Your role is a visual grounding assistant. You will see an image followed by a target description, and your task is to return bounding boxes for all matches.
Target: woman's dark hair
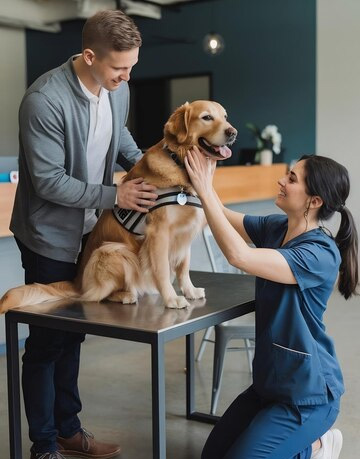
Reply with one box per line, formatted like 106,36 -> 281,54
300,154 -> 358,299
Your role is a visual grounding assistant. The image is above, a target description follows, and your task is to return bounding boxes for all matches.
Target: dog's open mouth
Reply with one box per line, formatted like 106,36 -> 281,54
198,138 -> 233,160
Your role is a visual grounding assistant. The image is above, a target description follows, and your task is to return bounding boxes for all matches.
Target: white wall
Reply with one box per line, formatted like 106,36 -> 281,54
317,0 -> 360,236
0,27 -> 26,156
0,23 -> 26,341
317,3 -> 360,453
0,238 -> 28,346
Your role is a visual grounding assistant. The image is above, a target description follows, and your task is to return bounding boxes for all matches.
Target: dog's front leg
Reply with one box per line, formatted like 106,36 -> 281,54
176,249 -> 205,300
147,232 -> 190,309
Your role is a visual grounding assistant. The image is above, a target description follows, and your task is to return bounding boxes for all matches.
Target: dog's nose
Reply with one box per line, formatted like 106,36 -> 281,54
225,127 -> 237,138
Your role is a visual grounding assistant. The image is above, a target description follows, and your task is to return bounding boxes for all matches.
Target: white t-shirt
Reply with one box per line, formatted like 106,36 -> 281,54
78,78 -> 113,234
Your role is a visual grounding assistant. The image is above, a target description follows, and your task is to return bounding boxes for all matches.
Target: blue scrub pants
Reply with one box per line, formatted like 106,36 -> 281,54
201,386 -> 340,459
16,236 -> 89,454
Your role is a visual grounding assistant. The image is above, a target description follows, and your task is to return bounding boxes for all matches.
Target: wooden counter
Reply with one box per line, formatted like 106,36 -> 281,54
0,183 -> 17,238
0,164 -> 287,238
213,163 -> 287,204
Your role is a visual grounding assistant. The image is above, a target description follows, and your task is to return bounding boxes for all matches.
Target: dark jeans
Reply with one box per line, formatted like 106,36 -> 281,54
15,236 -> 89,454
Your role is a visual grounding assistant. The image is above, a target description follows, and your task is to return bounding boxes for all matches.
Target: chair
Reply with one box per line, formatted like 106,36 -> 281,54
197,225 -> 256,415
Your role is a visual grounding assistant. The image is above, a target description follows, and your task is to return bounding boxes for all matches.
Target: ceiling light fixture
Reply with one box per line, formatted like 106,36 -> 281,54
203,32 -> 225,56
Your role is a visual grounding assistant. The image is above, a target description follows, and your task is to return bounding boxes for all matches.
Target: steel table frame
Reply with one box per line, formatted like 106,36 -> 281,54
5,272 -> 255,459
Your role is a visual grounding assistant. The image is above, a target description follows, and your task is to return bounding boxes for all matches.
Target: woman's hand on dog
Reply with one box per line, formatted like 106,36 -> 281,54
116,177 -> 158,213
185,145 -> 216,199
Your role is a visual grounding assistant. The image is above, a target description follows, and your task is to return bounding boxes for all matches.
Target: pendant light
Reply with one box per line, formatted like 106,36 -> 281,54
203,1 -> 224,56
203,32 -> 225,55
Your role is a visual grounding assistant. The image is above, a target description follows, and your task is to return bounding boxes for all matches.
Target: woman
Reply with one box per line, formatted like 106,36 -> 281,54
185,149 -> 358,459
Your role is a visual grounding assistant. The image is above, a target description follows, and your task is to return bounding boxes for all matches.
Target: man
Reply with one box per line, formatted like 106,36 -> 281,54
10,9 -> 157,459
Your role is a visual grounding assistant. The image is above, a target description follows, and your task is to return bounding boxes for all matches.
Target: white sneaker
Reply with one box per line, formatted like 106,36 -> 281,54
311,428 -> 343,459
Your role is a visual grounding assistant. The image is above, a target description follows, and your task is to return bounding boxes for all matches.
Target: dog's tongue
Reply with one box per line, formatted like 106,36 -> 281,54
214,145 -> 232,158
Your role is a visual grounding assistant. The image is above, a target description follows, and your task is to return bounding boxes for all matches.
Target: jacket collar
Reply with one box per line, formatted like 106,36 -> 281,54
61,56 -> 90,102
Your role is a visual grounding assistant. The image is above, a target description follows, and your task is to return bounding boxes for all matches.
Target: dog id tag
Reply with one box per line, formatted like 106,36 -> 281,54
177,192 -> 187,205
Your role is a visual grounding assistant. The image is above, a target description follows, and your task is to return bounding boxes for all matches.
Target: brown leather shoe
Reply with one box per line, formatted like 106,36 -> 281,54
57,428 -> 121,458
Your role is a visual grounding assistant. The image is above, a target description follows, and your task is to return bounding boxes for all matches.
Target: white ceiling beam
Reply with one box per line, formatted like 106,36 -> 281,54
0,0 -> 200,31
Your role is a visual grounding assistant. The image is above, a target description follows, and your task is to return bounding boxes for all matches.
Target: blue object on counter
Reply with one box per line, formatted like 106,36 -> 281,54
0,172 -> 10,182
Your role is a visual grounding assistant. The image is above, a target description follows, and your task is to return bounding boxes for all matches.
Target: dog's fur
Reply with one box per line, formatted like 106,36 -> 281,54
0,100 -> 237,312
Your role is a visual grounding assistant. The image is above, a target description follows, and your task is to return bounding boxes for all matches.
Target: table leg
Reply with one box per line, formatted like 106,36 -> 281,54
185,333 -> 195,417
186,333 -> 219,424
151,335 -> 166,459
5,316 -> 22,459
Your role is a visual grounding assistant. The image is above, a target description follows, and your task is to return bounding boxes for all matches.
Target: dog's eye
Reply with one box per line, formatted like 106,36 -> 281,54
202,115 -> 214,121
224,114 -> 228,120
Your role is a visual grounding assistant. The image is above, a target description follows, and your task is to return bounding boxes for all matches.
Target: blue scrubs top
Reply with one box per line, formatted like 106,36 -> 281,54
244,214 -> 344,406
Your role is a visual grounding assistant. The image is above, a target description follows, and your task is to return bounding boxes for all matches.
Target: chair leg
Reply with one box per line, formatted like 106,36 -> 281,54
244,338 -> 253,374
210,327 -> 229,415
196,327 -> 213,362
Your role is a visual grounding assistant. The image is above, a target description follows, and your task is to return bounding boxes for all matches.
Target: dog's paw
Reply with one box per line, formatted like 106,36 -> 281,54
165,296 -> 190,309
183,287 -> 205,300
107,291 -> 138,304
121,293 -> 138,304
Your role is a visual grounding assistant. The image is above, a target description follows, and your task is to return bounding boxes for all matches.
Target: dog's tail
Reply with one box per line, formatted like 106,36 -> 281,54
80,242 -> 142,302
0,242 -> 142,313
0,281 -> 78,314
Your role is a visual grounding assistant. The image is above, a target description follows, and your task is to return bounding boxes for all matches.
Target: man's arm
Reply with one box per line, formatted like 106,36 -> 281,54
114,129 -> 158,211
20,92 -> 116,210
113,88 -> 157,212
115,82 -> 143,171
116,125 -> 143,171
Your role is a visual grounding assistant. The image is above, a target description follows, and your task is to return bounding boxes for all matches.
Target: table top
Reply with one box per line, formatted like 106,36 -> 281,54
6,272 -> 255,343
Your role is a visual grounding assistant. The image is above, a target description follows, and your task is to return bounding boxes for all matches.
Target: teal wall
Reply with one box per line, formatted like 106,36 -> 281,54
26,0 -> 316,165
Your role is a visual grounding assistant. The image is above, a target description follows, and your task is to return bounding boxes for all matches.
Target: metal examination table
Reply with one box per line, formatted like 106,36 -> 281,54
6,271 -> 255,459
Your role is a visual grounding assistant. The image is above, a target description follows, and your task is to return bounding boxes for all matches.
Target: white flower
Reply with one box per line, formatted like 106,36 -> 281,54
261,125 -> 282,154
246,122 -> 283,156
261,125 -> 278,139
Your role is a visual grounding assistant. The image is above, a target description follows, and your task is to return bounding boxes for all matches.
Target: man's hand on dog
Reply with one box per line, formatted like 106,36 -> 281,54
117,177 -> 158,213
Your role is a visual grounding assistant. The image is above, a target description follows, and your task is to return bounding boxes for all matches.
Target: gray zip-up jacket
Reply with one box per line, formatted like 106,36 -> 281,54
10,56 -> 142,262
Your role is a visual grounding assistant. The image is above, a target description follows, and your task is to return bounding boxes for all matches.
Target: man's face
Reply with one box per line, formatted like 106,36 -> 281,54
87,47 -> 139,91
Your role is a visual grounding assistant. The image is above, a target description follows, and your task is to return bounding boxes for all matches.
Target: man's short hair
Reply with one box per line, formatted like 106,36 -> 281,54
82,9 -> 142,56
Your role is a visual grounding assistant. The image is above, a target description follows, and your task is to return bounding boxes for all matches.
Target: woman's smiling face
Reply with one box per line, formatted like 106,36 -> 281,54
275,160 -> 311,214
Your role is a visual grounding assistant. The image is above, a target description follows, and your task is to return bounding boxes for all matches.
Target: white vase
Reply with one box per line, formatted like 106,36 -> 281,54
260,149 -> 273,166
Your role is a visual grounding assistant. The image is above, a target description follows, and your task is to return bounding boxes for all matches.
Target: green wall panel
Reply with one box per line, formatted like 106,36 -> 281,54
26,0 -> 316,165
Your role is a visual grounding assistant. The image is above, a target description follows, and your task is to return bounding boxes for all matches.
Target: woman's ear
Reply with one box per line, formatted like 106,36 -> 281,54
311,195 -> 323,210
164,102 -> 192,144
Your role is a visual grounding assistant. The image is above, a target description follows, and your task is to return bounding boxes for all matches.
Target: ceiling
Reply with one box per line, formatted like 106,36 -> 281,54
115,0 -> 213,20
0,0 -> 214,32
120,0 -> 209,5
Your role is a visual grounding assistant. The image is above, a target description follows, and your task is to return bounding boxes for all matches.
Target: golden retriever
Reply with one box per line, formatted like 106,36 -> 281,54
0,100 -> 237,312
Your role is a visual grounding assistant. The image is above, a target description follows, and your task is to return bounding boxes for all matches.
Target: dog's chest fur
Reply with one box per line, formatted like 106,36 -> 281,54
138,205 -> 205,293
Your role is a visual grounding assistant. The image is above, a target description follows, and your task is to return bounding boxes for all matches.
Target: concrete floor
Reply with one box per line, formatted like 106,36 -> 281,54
0,290 -> 359,459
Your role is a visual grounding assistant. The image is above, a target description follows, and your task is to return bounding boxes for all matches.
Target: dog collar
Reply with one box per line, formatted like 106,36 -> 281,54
163,146 -> 185,169
112,187 -> 202,235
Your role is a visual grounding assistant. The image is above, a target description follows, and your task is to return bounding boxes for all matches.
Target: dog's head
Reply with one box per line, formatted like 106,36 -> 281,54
164,100 -> 237,161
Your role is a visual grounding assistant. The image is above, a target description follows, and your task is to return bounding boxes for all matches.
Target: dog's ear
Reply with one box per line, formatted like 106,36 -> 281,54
164,102 -> 192,144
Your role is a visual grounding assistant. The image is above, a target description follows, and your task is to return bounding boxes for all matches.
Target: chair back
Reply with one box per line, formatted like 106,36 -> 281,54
202,225 -> 244,274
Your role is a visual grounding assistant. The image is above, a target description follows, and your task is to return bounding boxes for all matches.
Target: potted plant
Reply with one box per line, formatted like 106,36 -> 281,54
246,123 -> 282,165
